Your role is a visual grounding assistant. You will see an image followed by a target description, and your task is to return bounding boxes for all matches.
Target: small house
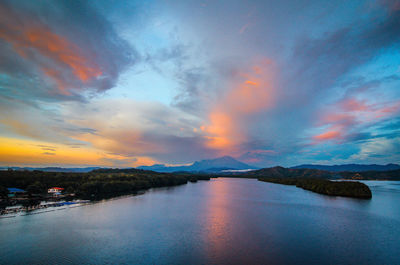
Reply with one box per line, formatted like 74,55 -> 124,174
48,187 -> 64,194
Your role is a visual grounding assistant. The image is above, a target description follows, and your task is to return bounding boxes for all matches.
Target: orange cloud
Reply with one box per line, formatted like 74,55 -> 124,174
0,5 -> 102,94
203,112 -> 234,149
226,78 -> 271,114
202,59 -> 276,153
24,28 -> 101,81
134,156 -> 159,167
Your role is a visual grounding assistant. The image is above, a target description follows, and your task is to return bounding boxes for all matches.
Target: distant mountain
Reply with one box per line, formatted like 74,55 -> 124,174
246,166 -> 334,179
136,164 -> 189,172
291,164 -> 400,172
0,167 -> 101,173
138,156 -> 256,173
190,156 -> 253,171
243,166 -> 400,181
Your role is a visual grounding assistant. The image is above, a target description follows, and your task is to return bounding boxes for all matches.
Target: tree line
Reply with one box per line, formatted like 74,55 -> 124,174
0,169 -> 210,200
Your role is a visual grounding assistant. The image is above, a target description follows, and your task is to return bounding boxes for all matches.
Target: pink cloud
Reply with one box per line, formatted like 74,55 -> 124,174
340,98 -> 369,112
313,97 -> 400,143
314,130 -> 342,141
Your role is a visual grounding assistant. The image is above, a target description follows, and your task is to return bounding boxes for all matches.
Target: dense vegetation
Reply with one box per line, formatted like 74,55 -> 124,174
0,169 -> 210,200
258,178 -> 372,199
248,166 -> 373,199
3,165 -> 397,203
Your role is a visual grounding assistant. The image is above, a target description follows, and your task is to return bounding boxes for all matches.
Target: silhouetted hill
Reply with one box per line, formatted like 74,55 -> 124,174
291,163 -> 400,172
245,166 -> 334,179
240,166 -> 400,181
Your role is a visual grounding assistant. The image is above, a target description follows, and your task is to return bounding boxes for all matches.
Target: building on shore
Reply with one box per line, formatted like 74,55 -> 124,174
48,187 -> 64,195
7,188 -> 26,198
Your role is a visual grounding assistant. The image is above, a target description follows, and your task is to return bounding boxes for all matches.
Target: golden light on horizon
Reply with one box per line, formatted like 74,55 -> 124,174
0,137 -> 156,167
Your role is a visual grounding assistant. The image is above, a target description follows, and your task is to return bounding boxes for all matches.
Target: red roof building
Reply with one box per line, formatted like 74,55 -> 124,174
48,187 -> 64,193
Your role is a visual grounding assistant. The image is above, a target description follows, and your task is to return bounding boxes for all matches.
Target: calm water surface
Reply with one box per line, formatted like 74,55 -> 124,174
1,178 -> 400,264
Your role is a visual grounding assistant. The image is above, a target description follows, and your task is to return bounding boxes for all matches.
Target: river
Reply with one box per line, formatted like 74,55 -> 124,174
1,178 -> 399,264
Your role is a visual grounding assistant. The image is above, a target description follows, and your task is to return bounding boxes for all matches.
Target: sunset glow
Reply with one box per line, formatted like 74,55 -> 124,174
0,0 -> 399,168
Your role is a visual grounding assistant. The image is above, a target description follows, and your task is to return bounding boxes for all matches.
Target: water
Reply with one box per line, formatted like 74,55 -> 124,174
1,178 -> 400,264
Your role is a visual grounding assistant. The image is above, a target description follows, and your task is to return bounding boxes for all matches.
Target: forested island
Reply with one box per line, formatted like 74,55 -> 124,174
240,166 -> 372,199
258,177 -> 372,199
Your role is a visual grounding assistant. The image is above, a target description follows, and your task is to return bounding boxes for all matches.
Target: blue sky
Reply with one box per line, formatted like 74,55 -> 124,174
0,0 -> 399,167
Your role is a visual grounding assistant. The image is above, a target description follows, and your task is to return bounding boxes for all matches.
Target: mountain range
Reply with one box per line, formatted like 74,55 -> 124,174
2,159 -> 399,174
137,156 -> 255,173
244,166 -> 400,181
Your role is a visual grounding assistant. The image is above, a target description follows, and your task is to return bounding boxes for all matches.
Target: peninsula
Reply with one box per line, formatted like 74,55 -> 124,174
258,177 -> 372,199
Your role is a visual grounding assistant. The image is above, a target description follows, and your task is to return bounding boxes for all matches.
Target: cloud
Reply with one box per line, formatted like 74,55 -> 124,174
37,145 -> 57,152
0,15 -> 102,95
312,96 -> 400,144
0,0 -> 135,100
314,131 -> 342,141
200,59 -> 276,154
149,0 -> 400,166
42,152 -> 56,156
59,98 -> 216,164
238,149 -> 277,164
0,0 -> 400,167
350,137 -> 400,163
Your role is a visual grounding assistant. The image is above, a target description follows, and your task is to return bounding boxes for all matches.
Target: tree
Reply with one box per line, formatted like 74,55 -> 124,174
26,181 -> 44,194
0,186 -> 8,198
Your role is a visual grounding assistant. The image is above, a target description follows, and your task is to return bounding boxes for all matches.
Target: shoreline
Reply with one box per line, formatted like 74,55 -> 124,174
0,187 -> 175,219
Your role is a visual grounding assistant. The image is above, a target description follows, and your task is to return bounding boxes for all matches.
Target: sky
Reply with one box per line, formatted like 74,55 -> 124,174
0,0 -> 399,168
